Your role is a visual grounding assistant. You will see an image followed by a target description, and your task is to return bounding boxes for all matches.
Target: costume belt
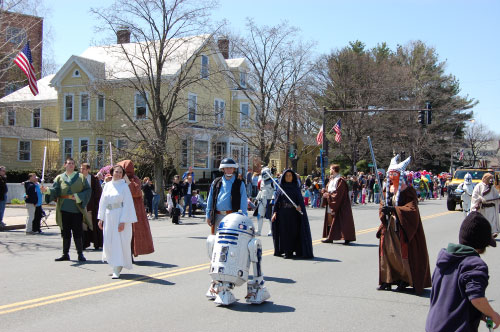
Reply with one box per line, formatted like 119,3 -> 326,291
216,210 -> 233,215
482,203 -> 495,208
106,202 -> 124,210
60,195 -> 73,199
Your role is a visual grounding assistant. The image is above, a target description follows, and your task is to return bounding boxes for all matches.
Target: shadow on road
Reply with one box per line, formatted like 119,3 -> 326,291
119,274 -> 175,286
187,236 -> 208,240
312,256 -> 341,263
133,260 -> 178,269
249,275 -> 296,284
227,301 -> 295,313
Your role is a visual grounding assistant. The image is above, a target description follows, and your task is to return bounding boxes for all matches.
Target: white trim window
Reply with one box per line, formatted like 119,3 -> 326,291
63,139 -> 73,161
240,71 -> 246,88
18,140 -> 31,161
64,94 -> 74,121
80,93 -> 89,121
200,55 -> 209,79
32,108 -> 41,128
79,138 -> 89,162
97,94 -> 105,121
193,139 -> 209,169
134,92 -> 148,120
116,139 -> 128,150
188,93 -> 197,122
6,26 -> 26,44
240,102 -> 250,128
180,139 -> 189,168
7,108 -> 15,126
96,138 -> 105,168
214,98 -> 225,126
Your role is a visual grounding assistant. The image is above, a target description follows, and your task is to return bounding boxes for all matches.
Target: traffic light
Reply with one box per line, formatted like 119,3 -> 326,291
289,150 -> 296,159
418,110 -> 426,125
425,101 -> 432,125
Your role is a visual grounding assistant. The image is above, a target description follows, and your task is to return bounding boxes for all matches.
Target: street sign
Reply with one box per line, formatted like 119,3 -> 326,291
368,163 -> 374,167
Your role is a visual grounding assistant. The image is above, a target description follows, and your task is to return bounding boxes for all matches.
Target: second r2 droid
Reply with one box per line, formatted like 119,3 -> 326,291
206,212 -> 271,306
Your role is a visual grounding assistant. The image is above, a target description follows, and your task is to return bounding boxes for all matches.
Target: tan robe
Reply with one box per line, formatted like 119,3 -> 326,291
377,186 -> 431,294
118,160 -> 155,256
322,177 -> 356,241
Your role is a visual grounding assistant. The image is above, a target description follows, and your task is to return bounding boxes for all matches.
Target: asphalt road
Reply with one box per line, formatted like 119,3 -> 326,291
1,199 -> 499,332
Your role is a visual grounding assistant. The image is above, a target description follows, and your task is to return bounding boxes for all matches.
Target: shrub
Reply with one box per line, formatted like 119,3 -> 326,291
11,198 -> 25,204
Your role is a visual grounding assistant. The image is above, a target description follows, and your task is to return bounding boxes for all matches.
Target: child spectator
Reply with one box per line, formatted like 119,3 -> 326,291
304,188 -> 311,206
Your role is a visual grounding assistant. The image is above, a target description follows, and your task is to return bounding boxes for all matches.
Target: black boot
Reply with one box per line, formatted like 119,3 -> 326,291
74,237 -> 86,262
55,238 -> 71,261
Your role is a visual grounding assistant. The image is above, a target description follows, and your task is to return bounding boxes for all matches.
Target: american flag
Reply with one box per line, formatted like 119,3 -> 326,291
316,125 -> 323,145
13,42 -> 38,96
333,119 -> 341,143
459,149 -> 464,161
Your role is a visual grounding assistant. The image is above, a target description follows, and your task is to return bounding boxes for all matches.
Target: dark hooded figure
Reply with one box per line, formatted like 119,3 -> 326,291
271,169 -> 313,259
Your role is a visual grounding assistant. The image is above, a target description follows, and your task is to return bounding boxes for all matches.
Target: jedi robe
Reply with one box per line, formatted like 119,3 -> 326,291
322,176 -> 356,242
83,174 -> 103,249
117,160 -> 154,256
98,179 -> 137,269
377,186 -> 431,294
471,182 -> 500,234
45,172 -> 91,230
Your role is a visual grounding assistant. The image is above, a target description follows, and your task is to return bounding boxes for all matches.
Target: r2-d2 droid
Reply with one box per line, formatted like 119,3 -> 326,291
206,212 -> 271,306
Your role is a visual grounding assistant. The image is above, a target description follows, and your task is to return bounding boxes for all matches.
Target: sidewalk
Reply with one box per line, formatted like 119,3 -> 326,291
0,205 -> 57,231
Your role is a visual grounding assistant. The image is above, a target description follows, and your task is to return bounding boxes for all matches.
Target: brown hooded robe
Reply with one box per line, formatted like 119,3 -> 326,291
377,185 -> 431,294
117,160 -> 154,256
322,177 -> 356,241
83,174 -> 103,249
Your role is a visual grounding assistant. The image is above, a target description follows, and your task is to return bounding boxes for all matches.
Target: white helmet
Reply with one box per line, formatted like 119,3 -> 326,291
219,158 -> 238,170
464,173 -> 472,185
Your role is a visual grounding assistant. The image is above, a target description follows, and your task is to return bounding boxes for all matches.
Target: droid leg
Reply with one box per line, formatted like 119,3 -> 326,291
246,238 -> 271,304
206,281 -> 236,305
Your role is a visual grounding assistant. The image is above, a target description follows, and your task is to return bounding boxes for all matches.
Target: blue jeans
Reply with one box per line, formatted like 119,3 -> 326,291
152,194 -> 160,219
0,194 -> 6,223
374,193 -> 380,204
183,194 -> 192,217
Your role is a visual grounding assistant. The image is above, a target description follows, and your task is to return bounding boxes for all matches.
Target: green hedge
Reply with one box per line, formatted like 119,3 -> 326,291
5,169 -> 60,183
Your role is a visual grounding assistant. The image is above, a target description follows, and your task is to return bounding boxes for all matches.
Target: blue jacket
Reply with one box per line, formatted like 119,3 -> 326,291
426,243 -> 488,332
24,181 -> 38,205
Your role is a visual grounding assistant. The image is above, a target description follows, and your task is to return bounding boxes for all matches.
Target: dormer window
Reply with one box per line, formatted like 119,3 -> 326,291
72,69 -> 81,77
240,71 -> 246,88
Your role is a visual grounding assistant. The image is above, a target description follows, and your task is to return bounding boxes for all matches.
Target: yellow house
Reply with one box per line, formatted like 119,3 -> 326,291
0,74 -> 59,171
48,33 -> 254,179
269,133 -> 320,176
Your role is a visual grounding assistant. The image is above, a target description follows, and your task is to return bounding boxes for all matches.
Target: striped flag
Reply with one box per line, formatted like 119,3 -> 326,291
13,42 -> 38,96
333,119 -> 341,143
459,149 -> 464,161
316,125 -> 323,145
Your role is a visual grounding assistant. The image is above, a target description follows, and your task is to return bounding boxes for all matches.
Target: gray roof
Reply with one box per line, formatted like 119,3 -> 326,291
0,126 -> 58,140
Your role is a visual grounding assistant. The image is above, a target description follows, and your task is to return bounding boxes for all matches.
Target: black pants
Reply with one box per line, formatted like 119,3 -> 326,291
61,211 -> 84,254
32,206 -> 42,232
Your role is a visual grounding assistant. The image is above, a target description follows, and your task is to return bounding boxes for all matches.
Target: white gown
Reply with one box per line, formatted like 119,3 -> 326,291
471,182 -> 500,234
98,179 -> 137,269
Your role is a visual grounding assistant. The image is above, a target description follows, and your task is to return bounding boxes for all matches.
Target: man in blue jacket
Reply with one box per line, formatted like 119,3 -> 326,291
426,212 -> 500,331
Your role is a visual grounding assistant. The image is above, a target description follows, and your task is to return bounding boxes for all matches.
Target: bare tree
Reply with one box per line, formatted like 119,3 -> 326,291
463,122 -> 493,167
225,19 -> 315,165
90,0 -> 220,203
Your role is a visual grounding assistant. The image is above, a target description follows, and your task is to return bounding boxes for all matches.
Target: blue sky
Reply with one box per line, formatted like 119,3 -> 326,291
47,0 -> 499,133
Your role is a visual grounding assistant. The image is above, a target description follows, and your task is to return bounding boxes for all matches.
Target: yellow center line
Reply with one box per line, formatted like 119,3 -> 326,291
0,210 -> 458,315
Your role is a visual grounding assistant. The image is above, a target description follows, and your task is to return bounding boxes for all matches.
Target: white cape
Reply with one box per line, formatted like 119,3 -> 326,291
98,179 -> 137,269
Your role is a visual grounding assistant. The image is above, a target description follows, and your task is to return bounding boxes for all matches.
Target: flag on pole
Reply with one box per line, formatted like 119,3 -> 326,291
459,149 -> 464,161
13,41 -> 38,96
333,119 -> 342,143
316,125 -> 324,145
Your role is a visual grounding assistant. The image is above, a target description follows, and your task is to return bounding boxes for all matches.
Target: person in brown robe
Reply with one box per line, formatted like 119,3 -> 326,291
80,163 -> 103,250
321,164 -> 356,245
377,155 -> 431,295
117,160 -> 154,256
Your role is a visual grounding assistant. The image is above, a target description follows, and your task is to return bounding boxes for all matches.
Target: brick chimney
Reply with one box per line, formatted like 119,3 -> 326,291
116,27 -> 131,44
218,37 -> 229,59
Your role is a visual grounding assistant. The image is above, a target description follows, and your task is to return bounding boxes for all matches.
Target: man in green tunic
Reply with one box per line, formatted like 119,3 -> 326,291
42,158 -> 91,261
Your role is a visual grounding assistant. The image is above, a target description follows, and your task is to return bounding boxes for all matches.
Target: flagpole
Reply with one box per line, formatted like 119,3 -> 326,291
41,146 -> 47,184
321,107 -> 327,186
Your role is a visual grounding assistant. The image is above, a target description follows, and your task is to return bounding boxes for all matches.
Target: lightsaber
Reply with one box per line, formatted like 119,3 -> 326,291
41,146 -> 47,184
262,169 -> 303,215
109,142 -> 113,166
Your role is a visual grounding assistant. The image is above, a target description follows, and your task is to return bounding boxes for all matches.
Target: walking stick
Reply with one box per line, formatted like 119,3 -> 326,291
367,136 -> 390,226
262,169 -> 303,215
